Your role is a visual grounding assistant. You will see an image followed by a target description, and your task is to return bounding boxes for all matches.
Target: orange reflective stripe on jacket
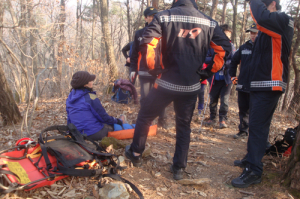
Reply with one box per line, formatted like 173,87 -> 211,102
210,41 -> 226,73
251,10 -> 283,91
146,37 -> 160,70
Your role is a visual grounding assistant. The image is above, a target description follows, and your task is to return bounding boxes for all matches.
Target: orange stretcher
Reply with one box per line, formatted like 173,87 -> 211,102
107,125 -> 157,140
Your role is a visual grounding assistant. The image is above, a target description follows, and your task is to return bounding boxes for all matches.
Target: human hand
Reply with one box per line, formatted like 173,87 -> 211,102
231,77 -> 238,85
126,57 -> 130,63
130,72 -> 136,82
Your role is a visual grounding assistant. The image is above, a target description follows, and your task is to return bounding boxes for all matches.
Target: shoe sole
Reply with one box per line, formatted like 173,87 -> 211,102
233,134 -> 248,139
231,178 -> 262,188
125,152 -> 142,167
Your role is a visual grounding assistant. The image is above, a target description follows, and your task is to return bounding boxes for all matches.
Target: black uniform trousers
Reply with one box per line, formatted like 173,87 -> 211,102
209,80 -> 232,122
238,91 -> 250,133
246,91 -> 282,176
131,88 -> 197,169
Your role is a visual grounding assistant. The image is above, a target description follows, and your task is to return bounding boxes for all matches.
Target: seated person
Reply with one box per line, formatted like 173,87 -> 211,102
66,71 -> 124,141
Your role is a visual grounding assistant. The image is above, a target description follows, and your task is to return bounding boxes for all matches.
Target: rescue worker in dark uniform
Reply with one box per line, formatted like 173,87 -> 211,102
231,0 -> 294,188
130,7 -> 167,129
229,23 -> 258,139
125,0 -> 232,180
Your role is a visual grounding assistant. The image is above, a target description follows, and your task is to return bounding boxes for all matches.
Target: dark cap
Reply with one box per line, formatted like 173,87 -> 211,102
71,71 -> 96,89
262,0 -> 281,10
246,23 -> 259,33
144,7 -> 158,17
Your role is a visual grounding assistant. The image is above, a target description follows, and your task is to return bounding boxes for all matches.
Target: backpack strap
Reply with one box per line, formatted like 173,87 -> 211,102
101,174 -> 144,199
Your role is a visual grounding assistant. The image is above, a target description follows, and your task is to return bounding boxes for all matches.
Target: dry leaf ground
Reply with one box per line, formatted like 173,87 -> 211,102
0,85 -> 298,199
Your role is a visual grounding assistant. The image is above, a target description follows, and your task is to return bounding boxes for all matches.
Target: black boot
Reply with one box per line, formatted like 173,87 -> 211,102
233,131 -> 248,139
125,145 -> 142,167
234,155 -> 247,168
157,119 -> 169,130
231,167 -> 262,188
170,165 -> 184,180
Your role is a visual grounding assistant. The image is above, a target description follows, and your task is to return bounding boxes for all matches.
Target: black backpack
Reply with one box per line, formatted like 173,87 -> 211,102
39,124 -> 144,198
265,126 -> 298,157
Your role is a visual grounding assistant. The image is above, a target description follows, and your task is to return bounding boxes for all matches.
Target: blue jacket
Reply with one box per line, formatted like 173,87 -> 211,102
66,88 -> 118,136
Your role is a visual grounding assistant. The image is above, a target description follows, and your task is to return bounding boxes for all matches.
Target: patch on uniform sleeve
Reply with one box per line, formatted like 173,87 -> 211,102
89,93 -> 97,100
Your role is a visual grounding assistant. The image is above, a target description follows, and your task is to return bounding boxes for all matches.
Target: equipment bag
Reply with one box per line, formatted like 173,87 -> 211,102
0,124 -> 144,198
265,125 -> 298,157
111,87 -> 131,104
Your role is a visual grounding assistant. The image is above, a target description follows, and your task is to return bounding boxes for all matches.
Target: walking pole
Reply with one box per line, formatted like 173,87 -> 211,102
199,76 -> 214,132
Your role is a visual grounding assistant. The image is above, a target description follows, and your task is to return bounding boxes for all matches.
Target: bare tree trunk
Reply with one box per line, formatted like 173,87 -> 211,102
126,0 -> 131,42
153,0 -> 159,9
240,1 -> 248,46
230,0 -> 238,46
92,0 -> 96,59
282,50 -> 293,111
20,0 -> 28,102
0,6 -> 22,124
210,0 -> 218,19
282,121 -> 300,190
99,0 -> 118,82
221,0 -> 228,25
147,0 -> 151,7
288,23 -> 300,113
57,0 -> 66,96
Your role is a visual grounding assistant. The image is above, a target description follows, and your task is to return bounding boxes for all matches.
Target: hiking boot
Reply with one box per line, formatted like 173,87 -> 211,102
157,119 -> 169,130
170,165 -> 184,180
231,167 -> 262,188
204,120 -> 216,126
234,158 -> 247,168
125,145 -> 142,167
233,131 -> 248,139
219,121 -> 227,128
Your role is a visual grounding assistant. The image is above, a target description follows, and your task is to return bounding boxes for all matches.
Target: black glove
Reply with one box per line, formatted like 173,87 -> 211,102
116,119 -> 123,126
196,68 -> 214,82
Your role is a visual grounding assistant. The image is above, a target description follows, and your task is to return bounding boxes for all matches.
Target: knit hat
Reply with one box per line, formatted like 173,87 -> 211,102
71,71 -> 96,89
262,0 -> 281,10
144,7 -> 158,17
246,23 -> 259,33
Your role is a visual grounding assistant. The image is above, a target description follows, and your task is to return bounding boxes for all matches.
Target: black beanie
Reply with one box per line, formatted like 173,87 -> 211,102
71,71 -> 96,89
262,0 -> 281,10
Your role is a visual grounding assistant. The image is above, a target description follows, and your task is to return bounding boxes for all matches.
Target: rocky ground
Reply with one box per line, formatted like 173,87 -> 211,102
0,87 -> 299,199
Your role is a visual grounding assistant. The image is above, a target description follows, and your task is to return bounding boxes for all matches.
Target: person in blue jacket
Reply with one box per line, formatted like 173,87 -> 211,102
204,24 -> 235,128
66,71 -> 123,141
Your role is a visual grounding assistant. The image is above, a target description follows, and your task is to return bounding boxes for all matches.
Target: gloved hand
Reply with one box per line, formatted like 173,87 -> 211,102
231,77 -> 238,85
196,68 -> 214,82
130,72 -> 136,82
116,119 -> 123,126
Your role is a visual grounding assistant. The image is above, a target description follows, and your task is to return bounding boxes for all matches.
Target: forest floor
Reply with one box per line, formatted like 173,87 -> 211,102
0,84 -> 299,199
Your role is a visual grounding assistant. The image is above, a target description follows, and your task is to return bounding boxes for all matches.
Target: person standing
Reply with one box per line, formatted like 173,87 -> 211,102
121,41 -> 135,84
231,0 -> 294,188
130,7 -> 168,129
125,0 -> 231,180
229,23 -> 258,139
204,24 -> 236,128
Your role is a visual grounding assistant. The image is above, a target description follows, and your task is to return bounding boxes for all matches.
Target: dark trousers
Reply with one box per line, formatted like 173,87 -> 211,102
88,124 -> 114,141
139,77 -> 165,122
197,84 -> 207,110
246,91 -> 282,176
131,88 -> 197,169
209,80 -> 232,122
238,91 -> 250,133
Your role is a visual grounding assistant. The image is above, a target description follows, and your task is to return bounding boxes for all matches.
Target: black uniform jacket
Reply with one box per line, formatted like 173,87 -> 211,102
138,0 -> 232,95
229,40 -> 254,92
249,0 -> 294,92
